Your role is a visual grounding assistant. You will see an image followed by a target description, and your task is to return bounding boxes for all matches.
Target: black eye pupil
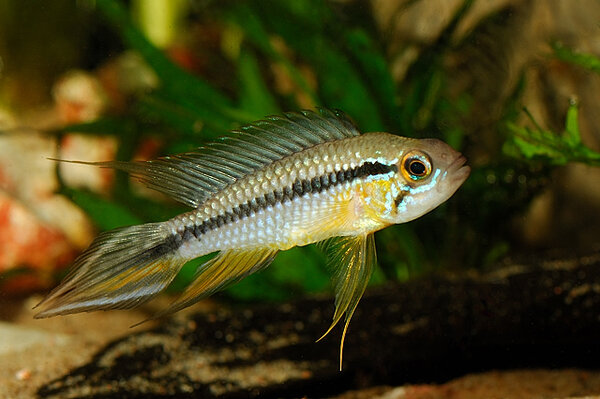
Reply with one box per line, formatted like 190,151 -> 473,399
409,160 -> 426,176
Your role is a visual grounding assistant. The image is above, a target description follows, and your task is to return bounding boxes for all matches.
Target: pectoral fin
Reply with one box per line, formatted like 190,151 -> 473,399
318,233 -> 377,370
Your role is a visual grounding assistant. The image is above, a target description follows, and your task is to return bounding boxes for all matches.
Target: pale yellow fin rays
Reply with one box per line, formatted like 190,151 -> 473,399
289,196 -> 354,246
154,247 -> 278,318
34,223 -> 187,318
317,233 -> 377,370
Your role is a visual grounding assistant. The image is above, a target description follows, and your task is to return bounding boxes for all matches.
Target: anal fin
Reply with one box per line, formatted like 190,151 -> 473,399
154,247 -> 278,317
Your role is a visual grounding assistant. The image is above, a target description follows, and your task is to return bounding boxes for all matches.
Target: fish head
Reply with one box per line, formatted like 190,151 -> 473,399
390,138 -> 470,224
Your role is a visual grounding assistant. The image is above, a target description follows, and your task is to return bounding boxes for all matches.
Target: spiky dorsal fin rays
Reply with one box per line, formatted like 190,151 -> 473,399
61,109 -> 360,209
147,247 -> 279,320
317,233 -> 377,370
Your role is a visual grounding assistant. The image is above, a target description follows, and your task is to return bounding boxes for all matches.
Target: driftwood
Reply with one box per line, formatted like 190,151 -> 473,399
38,251 -> 600,398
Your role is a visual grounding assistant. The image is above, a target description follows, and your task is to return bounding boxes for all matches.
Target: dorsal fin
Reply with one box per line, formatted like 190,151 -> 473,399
97,108 -> 360,208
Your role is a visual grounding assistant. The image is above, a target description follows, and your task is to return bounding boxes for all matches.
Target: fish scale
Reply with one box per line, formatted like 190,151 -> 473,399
172,133 -> 401,256
34,109 -> 470,369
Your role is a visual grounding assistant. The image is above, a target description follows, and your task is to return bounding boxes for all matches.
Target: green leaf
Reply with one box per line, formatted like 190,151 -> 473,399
226,3 -> 318,105
553,42 -> 600,74
56,117 -> 135,136
168,256 -> 210,293
232,0 -> 386,130
64,188 -> 142,231
135,94 -> 211,137
505,103 -> 600,166
95,0 -> 242,128
225,246 -> 330,302
237,48 -> 280,116
377,224 -> 428,277
564,100 -> 581,146
316,47 -> 385,130
343,29 -> 400,127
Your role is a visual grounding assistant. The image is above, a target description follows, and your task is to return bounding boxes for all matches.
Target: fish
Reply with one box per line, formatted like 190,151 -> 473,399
34,109 -> 470,369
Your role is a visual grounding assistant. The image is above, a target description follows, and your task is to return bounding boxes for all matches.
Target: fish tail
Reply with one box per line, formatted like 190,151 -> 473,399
34,222 -> 187,318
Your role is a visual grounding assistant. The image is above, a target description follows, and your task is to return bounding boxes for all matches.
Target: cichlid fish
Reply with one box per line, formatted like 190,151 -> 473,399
35,109 -> 470,368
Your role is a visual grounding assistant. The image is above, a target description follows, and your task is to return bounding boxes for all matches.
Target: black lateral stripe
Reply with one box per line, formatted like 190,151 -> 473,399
394,189 -> 410,207
178,161 -> 397,243
141,234 -> 181,261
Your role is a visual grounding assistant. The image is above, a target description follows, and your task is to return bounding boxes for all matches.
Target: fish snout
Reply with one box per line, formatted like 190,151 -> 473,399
447,153 -> 471,186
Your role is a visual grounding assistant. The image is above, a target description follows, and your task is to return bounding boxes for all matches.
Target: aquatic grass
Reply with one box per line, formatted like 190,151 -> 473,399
553,42 -> 600,74
506,42 -> 600,167
505,102 -> 600,167
96,0 -> 240,131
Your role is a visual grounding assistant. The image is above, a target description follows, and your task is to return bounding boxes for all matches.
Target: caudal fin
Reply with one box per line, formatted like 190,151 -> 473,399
34,223 -> 186,318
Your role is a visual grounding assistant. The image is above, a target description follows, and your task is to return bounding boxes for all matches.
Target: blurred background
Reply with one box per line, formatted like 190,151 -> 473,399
1,0 -> 600,302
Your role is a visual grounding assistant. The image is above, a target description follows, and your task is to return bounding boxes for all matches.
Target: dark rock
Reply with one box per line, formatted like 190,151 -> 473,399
38,251 -> 600,398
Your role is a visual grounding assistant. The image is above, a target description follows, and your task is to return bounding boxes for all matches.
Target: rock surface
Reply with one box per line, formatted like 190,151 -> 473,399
0,297 -> 159,399
24,250 -> 600,398
332,369 -> 600,399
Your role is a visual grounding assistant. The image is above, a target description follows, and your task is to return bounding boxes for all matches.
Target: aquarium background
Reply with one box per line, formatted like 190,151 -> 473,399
2,1 -> 600,398
1,0 -> 600,303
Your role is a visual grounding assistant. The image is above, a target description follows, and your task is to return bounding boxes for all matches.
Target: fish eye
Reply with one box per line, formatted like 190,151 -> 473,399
401,151 -> 432,181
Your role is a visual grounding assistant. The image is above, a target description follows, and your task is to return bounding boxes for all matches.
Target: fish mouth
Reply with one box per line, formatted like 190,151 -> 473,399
448,154 -> 471,182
